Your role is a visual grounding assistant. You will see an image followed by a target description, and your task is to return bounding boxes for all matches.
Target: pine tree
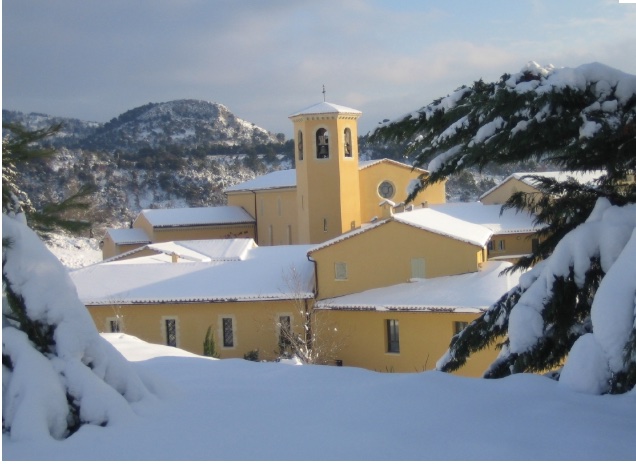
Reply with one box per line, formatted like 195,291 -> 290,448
2,122 -> 95,236
3,124 -> 155,439
372,62 -> 636,393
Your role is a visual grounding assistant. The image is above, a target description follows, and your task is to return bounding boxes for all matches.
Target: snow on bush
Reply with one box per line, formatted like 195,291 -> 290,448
2,214 -> 158,440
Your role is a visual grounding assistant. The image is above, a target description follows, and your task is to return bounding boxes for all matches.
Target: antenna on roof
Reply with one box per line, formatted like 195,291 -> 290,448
322,84 -> 326,102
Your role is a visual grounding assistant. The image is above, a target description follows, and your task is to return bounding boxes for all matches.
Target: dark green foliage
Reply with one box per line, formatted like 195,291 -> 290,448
243,349 -> 260,362
203,325 -> 219,358
3,122 -> 95,236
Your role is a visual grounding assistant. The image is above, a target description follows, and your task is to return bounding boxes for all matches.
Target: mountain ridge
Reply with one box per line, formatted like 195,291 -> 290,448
3,99 -> 281,153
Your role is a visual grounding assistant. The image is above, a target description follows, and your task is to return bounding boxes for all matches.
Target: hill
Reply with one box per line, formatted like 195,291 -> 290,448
3,99 -> 281,153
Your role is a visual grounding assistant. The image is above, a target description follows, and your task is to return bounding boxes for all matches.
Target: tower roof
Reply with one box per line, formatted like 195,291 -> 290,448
288,101 -> 362,118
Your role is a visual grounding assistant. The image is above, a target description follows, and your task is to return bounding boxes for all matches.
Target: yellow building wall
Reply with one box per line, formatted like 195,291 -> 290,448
488,232 -> 537,261
132,214 -> 155,241
101,236 -> 147,260
358,162 -> 446,223
226,191 -> 256,218
150,224 -> 255,243
310,220 -> 483,300
319,309 -> 497,376
480,178 -> 538,205
253,189 -> 298,245
87,299 -> 305,360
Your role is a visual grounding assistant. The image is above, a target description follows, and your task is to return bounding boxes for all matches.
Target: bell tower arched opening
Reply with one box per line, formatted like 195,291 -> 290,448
316,128 -> 329,159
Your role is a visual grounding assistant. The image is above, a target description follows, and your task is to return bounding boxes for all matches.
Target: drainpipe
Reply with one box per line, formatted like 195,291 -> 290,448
250,190 -> 259,244
307,254 -> 319,300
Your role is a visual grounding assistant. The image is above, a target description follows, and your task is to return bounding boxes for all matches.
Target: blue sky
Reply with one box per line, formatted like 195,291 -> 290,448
3,0 -> 635,138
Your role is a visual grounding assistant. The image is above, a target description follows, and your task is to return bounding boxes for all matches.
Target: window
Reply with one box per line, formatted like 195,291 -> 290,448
297,130 -> 304,161
350,220 -> 356,230
323,218 -> 328,232
411,258 -> 426,279
287,225 -> 292,244
487,240 -> 494,251
222,317 -> 234,348
498,239 -> 506,251
532,238 -> 540,253
277,197 -> 282,216
268,224 -> 273,245
387,319 -> 400,353
107,317 -> 121,333
343,128 -> 353,158
279,315 -> 292,349
316,128 -> 329,159
334,262 -> 348,280
165,318 -> 177,347
454,321 -> 468,335
378,181 -> 395,199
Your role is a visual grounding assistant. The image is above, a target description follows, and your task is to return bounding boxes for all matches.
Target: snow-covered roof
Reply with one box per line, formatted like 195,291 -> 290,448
224,169 -> 296,193
308,207 -> 492,255
225,159 -> 428,194
288,101 -> 362,118
106,228 -> 151,245
106,239 -> 257,263
393,208 -> 493,247
429,202 -> 541,234
315,261 -> 520,312
479,170 -> 604,201
139,206 -> 255,228
71,245 -> 315,305
358,158 -> 428,174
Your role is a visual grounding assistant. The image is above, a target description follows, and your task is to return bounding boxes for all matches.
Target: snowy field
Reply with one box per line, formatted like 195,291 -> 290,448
3,333 -> 636,461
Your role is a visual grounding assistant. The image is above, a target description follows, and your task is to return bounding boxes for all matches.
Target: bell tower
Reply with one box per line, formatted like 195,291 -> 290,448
289,101 -> 362,244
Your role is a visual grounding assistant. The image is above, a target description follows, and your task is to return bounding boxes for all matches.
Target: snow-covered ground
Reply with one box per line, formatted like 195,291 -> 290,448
3,333 -> 635,460
43,232 -> 102,269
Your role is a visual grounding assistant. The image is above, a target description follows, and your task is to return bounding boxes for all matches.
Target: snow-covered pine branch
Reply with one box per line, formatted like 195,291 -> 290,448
372,61 -> 636,196
2,215 -> 159,440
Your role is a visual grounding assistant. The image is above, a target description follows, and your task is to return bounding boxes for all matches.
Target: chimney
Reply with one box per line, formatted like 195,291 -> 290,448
171,252 -> 179,263
379,199 -> 396,220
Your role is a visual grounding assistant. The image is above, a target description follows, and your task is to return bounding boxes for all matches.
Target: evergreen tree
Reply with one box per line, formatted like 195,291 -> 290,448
203,325 -> 219,358
3,122 -> 95,236
372,62 -> 636,393
3,123 -> 155,439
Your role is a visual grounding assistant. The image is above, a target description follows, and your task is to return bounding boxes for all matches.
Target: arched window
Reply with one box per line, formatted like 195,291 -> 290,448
297,130 -> 303,161
316,128 -> 329,159
343,128 -> 353,158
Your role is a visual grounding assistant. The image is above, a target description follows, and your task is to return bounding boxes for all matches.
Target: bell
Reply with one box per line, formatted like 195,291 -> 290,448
318,144 -> 328,158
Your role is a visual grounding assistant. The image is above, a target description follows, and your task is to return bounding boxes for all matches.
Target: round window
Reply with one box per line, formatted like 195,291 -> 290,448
378,181 -> 395,199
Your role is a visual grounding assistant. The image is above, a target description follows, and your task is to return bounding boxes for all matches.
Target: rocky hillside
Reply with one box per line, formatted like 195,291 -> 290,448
3,99 -> 281,153
82,100 -> 281,152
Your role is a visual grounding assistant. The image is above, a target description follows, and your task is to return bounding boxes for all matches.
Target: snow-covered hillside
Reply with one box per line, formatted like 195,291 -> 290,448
44,232 -> 103,269
84,99 -> 280,151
